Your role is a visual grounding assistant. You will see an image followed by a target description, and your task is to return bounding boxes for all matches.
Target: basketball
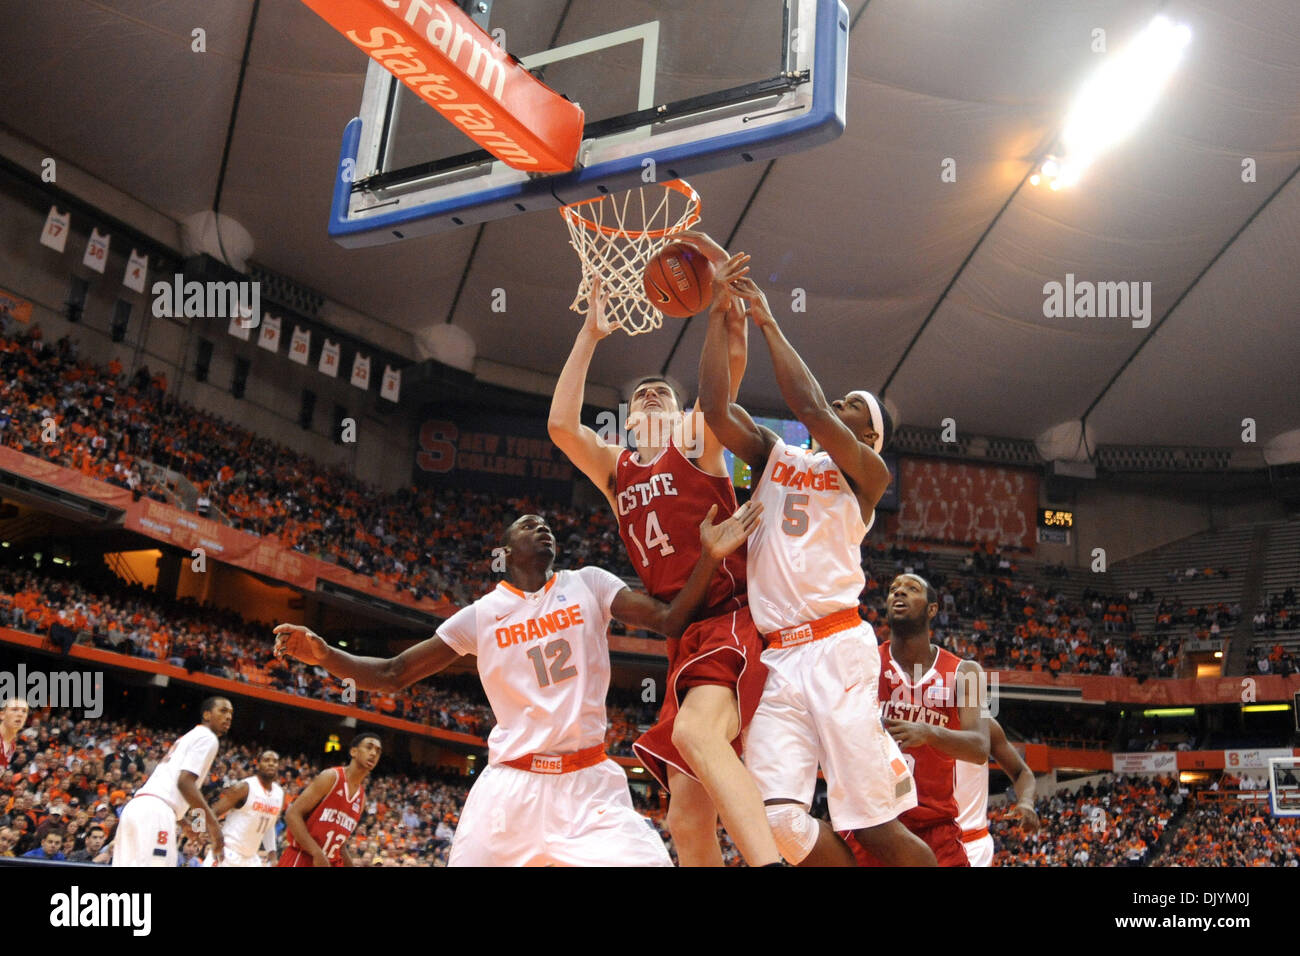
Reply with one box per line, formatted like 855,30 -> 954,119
643,242 -> 716,318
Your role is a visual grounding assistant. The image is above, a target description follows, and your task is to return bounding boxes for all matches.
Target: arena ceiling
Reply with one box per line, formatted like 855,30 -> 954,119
2,0 -> 1298,458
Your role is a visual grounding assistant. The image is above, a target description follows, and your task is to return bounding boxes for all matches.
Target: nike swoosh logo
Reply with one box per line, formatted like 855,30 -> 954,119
646,279 -> 671,304
844,682 -> 860,693
495,613 -> 510,621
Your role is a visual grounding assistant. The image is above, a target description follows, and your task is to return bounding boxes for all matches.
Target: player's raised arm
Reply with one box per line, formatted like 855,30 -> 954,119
610,501 -> 763,638
989,718 -> 1039,832
699,261 -> 775,473
273,624 -> 460,693
285,770 -> 336,868
886,660 -> 991,764
547,278 -> 623,506
733,276 -> 891,509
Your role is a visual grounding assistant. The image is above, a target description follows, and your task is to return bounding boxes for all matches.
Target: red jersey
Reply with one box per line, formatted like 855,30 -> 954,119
281,767 -> 364,867
614,440 -> 746,619
879,642 -> 964,827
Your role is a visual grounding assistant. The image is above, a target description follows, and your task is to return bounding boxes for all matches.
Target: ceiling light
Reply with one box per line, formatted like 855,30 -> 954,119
1055,15 -> 1192,185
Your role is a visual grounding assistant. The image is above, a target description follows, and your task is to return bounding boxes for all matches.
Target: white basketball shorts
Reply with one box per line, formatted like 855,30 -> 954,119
111,795 -> 177,867
964,832 -> 994,867
448,760 -> 672,867
743,623 -> 918,831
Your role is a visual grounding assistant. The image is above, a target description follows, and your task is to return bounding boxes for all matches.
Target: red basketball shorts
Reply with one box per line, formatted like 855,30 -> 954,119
632,604 -> 767,790
846,817 -> 970,867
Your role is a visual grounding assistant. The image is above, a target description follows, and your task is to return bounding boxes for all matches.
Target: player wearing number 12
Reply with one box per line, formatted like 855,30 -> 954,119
273,506 -> 758,866
277,734 -> 381,867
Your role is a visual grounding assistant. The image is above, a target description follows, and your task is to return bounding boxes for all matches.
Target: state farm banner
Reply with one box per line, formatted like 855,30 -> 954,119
414,406 -> 573,499
299,0 -> 583,171
882,459 -> 1038,552
1224,748 -> 1294,771
1112,752 -> 1178,775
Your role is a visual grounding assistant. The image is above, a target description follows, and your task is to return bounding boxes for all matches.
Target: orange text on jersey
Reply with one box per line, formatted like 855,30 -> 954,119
770,461 -> 840,491
494,605 -> 585,648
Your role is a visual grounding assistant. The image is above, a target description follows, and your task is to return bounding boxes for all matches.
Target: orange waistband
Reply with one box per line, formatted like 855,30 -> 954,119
500,744 -> 607,775
764,607 -> 863,649
961,826 -> 990,843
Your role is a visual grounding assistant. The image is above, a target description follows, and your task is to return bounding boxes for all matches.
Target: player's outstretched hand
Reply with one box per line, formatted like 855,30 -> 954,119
885,718 -> 934,750
273,623 -> 329,665
699,500 -> 763,562
729,276 -> 776,329
710,253 -> 751,316
676,229 -> 729,264
583,276 -> 618,340
1008,802 -> 1041,833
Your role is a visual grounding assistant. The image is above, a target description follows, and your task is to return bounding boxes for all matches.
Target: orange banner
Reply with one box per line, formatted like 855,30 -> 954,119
0,287 -> 33,324
301,0 -> 584,171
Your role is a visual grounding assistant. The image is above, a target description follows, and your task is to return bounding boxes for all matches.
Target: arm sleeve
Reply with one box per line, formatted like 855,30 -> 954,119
434,605 -> 478,656
577,566 -> 629,621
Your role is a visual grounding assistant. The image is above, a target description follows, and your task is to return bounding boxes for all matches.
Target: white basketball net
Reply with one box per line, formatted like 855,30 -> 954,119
561,180 -> 702,336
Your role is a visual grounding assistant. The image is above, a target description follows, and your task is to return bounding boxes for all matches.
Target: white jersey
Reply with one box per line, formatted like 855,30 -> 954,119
135,725 -> 219,820
954,756 -> 989,832
437,567 -> 626,764
222,775 -> 284,859
747,438 -> 875,634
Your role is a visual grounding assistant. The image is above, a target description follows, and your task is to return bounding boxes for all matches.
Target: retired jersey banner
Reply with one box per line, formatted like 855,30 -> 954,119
380,364 -> 401,403
350,353 -> 371,389
414,406 -> 574,499
881,459 -> 1038,552
82,228 -> 110,274
40,207 -> 70,252
288,325 -> 311,365
319,339 -> 341,377
258,314 -> 282,352
123,249 -> 149,293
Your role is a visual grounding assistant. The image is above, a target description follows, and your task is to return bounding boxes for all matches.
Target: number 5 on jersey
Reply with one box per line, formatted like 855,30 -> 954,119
627,510 -> 675,567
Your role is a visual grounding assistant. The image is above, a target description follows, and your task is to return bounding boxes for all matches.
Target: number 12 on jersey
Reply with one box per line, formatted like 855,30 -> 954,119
626,510 -> 675,567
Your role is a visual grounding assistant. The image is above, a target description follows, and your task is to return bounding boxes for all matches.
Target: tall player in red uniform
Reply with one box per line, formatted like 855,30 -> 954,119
549,233 -> 783,867
278,733 -> 381,867
853,573 -> 989,866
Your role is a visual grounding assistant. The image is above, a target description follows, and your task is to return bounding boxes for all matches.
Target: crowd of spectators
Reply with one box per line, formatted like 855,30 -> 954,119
991,775 -> 1181,866
0,326 -> 635,608
1155,797 -> 1299,866
1,324 -> 1266,682
0,708 -> 739,866
859,544 -> 1187,679
0,556 -> 673,758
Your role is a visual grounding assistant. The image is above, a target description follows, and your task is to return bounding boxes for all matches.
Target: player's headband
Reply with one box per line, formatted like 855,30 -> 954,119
848,390 -> 885,454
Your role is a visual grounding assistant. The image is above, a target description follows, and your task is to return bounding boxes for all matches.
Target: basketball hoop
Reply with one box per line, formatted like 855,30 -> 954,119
561,180 -> 702,335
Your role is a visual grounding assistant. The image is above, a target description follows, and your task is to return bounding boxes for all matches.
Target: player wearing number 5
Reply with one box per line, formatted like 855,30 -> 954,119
700,265 -> 938,866
277,734 -> 381,867
273,505 -> 760,866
